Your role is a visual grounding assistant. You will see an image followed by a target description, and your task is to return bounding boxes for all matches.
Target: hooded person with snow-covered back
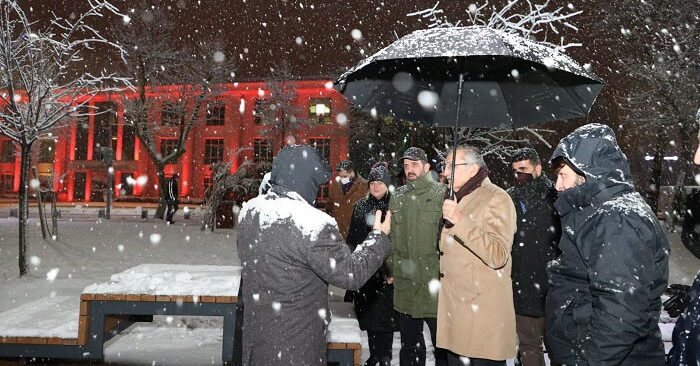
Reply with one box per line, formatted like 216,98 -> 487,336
236,145 -> 392,366
545,123 -> 669,366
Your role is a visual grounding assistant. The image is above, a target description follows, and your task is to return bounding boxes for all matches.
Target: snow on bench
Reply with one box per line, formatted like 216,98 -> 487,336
0,265 -> 361,365
0,296 -> 79,345
78,264 -> 243,362
327,301 -> 362,366
81,264 -> 242,302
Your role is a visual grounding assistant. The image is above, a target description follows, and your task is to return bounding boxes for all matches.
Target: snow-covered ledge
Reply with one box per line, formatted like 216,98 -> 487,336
82,264 -> 242,297
327,301 -> 361,345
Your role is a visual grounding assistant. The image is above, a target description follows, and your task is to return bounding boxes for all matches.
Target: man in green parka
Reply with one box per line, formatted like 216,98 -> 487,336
389,147 -> 447,366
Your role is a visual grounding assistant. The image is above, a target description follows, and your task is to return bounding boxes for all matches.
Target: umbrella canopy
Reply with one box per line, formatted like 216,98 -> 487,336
335,26 -> 604,129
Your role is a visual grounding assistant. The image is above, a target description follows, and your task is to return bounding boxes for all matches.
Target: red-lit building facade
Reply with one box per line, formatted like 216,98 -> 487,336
0,80 -> 350,203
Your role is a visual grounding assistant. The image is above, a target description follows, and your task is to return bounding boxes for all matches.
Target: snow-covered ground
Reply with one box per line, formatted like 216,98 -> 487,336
0,217 -> 698,365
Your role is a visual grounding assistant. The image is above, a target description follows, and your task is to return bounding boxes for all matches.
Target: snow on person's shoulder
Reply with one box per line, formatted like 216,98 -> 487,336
239,189 -> 338,241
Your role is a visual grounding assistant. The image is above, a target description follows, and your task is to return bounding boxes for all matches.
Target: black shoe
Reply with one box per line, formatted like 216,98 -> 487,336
363,357 -> 378,366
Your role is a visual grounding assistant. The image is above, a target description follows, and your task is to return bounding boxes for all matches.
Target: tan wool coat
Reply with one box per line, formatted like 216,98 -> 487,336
327,175 -> 368,239
437,177 -> 518,360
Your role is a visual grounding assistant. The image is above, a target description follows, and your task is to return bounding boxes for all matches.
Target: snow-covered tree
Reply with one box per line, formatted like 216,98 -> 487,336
0,0 -> 129,277
256,60 -> 306,149
408,0 -> 582,49
604,0 -> 700,214
115,6 -> 235,219
200,160 -> 257,231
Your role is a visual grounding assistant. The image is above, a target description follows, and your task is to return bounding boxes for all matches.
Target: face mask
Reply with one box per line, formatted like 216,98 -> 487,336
515,172 -> 534,186
340,177 -> 351,185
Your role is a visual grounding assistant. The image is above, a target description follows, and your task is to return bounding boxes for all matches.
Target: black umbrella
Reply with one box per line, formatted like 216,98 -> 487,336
336,26 -> 604,201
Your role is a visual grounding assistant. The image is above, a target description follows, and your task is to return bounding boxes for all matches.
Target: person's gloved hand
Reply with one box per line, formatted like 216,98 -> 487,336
664,284 -> 691,318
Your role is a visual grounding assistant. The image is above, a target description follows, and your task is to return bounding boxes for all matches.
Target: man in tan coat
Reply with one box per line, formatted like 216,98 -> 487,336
326,160 -> 368,239
438,146 -> 517,366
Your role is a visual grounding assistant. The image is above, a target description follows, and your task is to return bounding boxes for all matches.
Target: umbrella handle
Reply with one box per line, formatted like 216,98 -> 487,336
443,73 -> 464,230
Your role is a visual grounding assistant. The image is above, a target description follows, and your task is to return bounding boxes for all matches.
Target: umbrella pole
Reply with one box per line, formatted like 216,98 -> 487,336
444,73 -> 464,229
448,73 -> 465,199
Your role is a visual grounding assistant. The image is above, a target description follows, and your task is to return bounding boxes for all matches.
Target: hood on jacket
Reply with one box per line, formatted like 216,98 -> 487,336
270,145 -> 332,204
550,123 -> 634,190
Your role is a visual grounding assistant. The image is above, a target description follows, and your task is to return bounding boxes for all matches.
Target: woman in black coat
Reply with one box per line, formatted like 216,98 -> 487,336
346,162 -> 399,366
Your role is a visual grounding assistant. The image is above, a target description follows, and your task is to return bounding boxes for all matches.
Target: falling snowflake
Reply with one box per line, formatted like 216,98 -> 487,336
150,233 -> 162,245
46,268 -> 60,281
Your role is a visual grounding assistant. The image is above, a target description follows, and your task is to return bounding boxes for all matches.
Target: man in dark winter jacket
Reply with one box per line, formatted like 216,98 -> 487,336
165,173 -> 179,224
506,148 -> 560,366
236,145 -> 392,366
546,123 -> 669,366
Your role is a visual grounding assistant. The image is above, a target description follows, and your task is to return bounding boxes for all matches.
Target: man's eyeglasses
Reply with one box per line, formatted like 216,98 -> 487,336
443,162 -> 474,170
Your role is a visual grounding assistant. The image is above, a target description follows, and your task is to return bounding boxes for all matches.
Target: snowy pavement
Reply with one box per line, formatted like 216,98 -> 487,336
0,217 -> 698,365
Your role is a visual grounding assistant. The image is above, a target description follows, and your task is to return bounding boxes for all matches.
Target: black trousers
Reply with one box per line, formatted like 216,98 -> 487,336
165,202 -> 178,223
398,312 -> 447,366
446,350 -> 505,366
367,330 -> 393,364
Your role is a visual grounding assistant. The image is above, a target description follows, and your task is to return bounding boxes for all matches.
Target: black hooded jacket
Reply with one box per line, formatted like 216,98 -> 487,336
507,174 -> 560,318
545,124 -> 669,366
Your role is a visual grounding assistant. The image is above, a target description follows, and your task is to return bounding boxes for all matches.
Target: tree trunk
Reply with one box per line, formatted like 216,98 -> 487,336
18,143 -> 32,277
154,166 -> 167,220
33,166 -> 48,240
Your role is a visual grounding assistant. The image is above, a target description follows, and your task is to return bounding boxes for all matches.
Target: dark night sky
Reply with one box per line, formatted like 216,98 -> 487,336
25,1 -> 611,81
27,1 -> 684,188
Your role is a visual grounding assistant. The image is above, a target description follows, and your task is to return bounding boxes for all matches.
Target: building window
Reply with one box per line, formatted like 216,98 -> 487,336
1,140 -> 14,163
253,99 -> 265,125
253,138 -> 273,164
206,102 -> 226,126
122,122 -> 136,161
309,98 -> 332,124
39,139 -> 55,164
309,138 -> 331,162
93,102 -> 117,161
119,172 -> 134,196
160,138 -> 178,158
0,174 -> 12,193
74,109 -> 89,161
73,172 -> 86,201
204,139 -> 225,164
161,101 -> 180,126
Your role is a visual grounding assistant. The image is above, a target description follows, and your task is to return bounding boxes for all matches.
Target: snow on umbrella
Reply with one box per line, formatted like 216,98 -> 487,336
335,25 -> 604,202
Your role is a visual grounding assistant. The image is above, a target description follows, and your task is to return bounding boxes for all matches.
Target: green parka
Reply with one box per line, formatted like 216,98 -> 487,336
388,173 -> 446,318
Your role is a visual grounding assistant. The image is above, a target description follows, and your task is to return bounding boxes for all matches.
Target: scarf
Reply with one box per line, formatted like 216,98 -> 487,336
445,167 -> 490,202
